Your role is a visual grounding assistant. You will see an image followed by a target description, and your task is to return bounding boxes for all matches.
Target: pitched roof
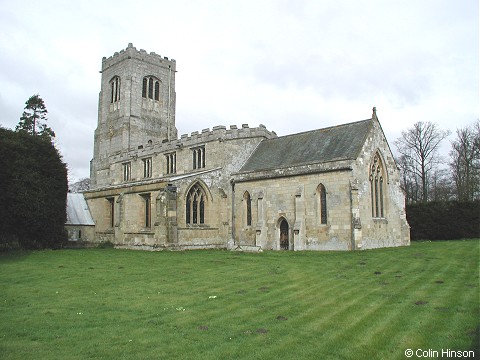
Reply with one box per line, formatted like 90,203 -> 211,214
66,193 -> 95,226
239,119 -> 372,173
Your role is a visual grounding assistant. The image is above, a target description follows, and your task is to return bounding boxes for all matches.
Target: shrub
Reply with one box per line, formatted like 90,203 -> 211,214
0,128 -> 68,249
407,200 -> 480,240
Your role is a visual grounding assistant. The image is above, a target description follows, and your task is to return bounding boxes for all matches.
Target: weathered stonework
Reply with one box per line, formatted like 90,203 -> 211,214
83,45 -> 410,251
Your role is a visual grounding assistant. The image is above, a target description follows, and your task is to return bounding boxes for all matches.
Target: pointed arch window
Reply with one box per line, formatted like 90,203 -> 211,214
316,184 -> 327,225
141,193 -> 152,228
370,153 -> 386,218
243,191 -> 252,226
107,197 -> 115,228
142,76 -> 160,101
110,76 -> 120,103
186,183 -> 207,225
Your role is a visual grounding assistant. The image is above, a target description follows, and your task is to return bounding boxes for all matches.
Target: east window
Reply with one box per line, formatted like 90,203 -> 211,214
370,153 -> 386,218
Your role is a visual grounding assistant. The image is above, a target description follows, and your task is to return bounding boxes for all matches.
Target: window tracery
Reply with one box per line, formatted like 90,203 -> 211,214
186,183 -> 206,225
110,76 -> 120,103
370,153 -> 386,218
142,76 -> 160,101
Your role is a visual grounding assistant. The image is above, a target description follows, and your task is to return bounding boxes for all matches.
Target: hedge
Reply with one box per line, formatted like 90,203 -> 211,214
406,201 -> 480,240
0,128 -> 68,249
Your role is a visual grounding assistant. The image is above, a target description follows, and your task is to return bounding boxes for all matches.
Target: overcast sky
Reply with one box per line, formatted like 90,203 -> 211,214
0,0 -> 478,182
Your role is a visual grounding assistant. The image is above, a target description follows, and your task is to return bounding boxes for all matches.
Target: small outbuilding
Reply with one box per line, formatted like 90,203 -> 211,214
65,193 -> 95,244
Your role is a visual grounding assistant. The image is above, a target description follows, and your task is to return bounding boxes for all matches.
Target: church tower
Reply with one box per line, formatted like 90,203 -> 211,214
91,43 -> 177,187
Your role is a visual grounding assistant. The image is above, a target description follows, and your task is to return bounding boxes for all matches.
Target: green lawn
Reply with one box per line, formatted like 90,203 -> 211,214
0,240 -> 478,360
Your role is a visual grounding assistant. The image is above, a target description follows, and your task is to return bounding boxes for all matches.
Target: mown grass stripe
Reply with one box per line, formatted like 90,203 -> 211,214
0,240 -> 478,360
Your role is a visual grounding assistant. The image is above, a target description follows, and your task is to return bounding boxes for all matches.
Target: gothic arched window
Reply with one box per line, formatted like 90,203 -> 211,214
142,76 -> 160,101
316,184 -> 327,225
243,191 -> 252,226
186,183 -> 207,225
110,76 -> 120,103
370,152 -> 386,218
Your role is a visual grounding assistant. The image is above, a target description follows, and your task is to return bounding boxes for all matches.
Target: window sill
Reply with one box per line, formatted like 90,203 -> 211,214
179,226 -> 219,231
140,228 -> 154,234
373,218 -> 388,224
124,230 -> 155,235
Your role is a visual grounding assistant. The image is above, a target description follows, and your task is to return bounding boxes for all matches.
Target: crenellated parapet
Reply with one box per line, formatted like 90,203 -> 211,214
101,43 -> 176,73
178,123 -> 276,146
90,45 -> 277,190
99,123 -> 277,163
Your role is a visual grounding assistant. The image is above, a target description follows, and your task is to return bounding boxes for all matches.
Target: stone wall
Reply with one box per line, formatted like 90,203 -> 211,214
91,43 -> 177,188
232,116 -> 410,251
351,117 -> 410,249
92,123 -> 276,190
233,169 -> 354,251
85,127 -> 275,249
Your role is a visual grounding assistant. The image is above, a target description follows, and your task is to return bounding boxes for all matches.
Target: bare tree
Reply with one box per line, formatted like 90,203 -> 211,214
396,154 -> 420,204
394,121 -> 450,203
429,168 -> 453,202
449,120 -> 480,201
69,177 -> 90,193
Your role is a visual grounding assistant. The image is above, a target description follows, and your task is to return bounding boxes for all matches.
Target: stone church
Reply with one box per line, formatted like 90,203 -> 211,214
76,43 -> 410,251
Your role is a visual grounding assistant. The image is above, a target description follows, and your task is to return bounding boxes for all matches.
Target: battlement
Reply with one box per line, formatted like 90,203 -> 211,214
101,123 -> 277,163
101,43 -> 176,72
178,123 -> 276,146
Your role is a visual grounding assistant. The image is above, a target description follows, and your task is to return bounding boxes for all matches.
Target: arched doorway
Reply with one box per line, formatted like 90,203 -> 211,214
279,218 -> 289,250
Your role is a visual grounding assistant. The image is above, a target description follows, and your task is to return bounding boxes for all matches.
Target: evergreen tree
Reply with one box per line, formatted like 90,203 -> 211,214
0,127 -> 67,250
15,94 -> 55,141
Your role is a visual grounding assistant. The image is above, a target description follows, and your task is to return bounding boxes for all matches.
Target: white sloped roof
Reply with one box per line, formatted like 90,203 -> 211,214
66,193 -> 95,226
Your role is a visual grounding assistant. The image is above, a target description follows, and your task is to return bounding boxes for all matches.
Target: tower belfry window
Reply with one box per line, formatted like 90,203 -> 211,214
154,81 -> 160,100
142,78 -> 148,98
110,76 -> 120,104
148,78 -> 153,99
142,76 -> 160,101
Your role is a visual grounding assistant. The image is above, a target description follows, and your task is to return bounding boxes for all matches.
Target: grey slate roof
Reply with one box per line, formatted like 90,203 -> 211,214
66,193 -> 95,226
239,119 -> 372,173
